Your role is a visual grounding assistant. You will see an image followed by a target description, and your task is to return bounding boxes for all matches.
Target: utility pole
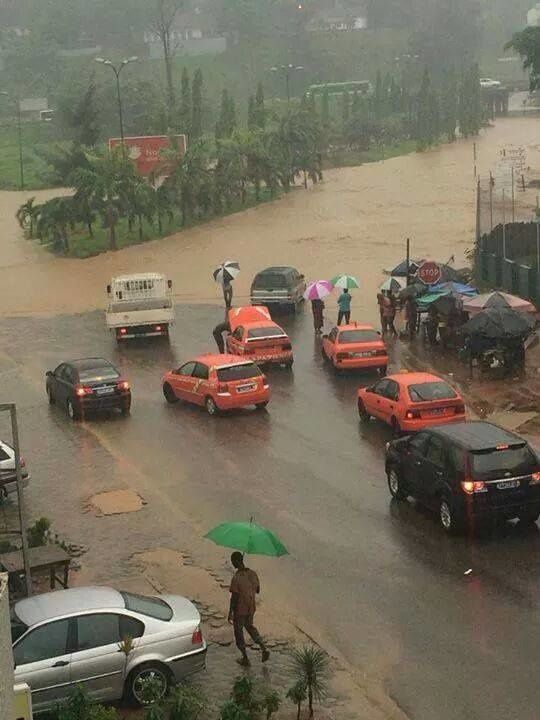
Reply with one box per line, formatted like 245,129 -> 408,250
270,64 -> 305,106
0,404 -> 32,596
95,56 -> 138,157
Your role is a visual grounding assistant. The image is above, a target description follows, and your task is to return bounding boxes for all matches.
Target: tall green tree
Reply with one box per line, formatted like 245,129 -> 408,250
373,70 -> 384,121
247,95 -> 257,130
321,88 -> 330,126
415,68 -> 437,149
506,27 -> 540,90
179,67 -> 191,137
61,81 -> 100,147
216,89 -> 236,139
191,68 -> 204,139
341,92 -> 350,129
255,81 -> 266,129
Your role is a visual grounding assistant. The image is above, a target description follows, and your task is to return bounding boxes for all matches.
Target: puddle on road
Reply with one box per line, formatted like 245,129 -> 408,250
88,488 -> 145,515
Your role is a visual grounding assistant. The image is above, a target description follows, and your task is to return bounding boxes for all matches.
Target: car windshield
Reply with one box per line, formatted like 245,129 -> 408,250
10,610 -> 28,642
252,273 -> 290,289
120,591 -> 173,621
79,367 -> 120,382
338,329 -> 379,344
408,382 -> 457,402
217,364 -> 262,382
472,445 -> 536,481
247,327 -> 285,339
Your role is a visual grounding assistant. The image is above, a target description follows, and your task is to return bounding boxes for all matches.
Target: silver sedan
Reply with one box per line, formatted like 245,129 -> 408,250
11,586 -> 207,712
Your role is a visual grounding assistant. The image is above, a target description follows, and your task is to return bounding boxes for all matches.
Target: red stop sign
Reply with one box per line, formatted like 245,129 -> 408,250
417,261 -> 442,285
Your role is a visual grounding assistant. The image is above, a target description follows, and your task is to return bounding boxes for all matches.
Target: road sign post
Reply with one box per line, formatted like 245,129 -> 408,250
417,261 -> 442,286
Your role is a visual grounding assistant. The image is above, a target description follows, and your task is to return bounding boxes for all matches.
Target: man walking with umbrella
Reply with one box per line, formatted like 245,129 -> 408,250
214,260 -> 240,310
228,551 -> 270,667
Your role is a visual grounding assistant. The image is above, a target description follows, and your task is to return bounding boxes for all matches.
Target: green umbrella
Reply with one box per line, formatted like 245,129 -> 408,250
204,520 -> 289,557
330,274 -> 360,290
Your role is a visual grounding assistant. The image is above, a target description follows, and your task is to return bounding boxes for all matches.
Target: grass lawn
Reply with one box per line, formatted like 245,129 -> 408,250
0,123 -> 65,190
323,139 -> 418,169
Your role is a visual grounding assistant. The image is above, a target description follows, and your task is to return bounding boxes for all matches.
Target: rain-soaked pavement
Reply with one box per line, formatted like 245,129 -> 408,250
0,304 -> 539,720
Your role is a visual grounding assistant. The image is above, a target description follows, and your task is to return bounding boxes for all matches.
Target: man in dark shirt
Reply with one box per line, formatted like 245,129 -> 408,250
228,551 -> 270,666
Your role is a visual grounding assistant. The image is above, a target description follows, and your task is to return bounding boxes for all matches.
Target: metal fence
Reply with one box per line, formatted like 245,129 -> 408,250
477,173 -> 540,240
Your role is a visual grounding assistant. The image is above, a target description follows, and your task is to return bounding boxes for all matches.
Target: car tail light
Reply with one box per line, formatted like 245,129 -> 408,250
461,480 -> 486,494
454,403 -> 465,414
75,385 -> 93,397
530,471 -> 540,485
155,325 -> 162,332
118,380 -> 130,391
218,383 -> 229,393
192,627 -> 203,645
119,328 -> 127,336
405,410 -> 421,419
336,352 -> 349,360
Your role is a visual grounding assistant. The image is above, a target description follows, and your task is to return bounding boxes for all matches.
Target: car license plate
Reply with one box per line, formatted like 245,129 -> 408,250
496,479 -> 520,490
429,408 -> 445,416
96,387 -> 114,396
237,384 -> 255,394
352,351 -> 372,358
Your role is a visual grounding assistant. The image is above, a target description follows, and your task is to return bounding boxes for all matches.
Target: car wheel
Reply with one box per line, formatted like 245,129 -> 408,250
518,510 -> 540,525
387,466 -> 407,500
205,396 -> 218,415
126,663 -> 170,706
357,399 -> 370,422
66,398 -> 80,421
163,383 -> 178,404
391,416 -> 402,437
439,496 -> 461,535
256,401 -> 269,410
47,385 -> 55,405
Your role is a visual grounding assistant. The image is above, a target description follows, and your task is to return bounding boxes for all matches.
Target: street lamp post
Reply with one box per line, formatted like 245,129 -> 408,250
270,64 -> 305,105
95,56 -> 138,155
534,196 -> 540,274
0,91 -> 24,190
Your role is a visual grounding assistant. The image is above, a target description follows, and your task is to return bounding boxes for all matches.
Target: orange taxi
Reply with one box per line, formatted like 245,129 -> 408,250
226,306 -> 293,367
322,323 -> 388,372
162,354 -> 270,415
357,372 -> 466,434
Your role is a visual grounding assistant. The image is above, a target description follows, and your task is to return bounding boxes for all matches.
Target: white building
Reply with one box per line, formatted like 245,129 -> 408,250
0,574 -> 14,720
527,3 -> 540,25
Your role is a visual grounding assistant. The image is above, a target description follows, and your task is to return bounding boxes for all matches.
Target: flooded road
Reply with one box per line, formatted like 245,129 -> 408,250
1,306 -> 539,720
1,116 -> 539,322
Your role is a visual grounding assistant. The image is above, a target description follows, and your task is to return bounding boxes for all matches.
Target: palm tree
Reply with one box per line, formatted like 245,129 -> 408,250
16,197 -> 38,236
289,646 -> 329,718
165,140 -> 212,225
286,682 -> 307,720
36,197 -> 73,254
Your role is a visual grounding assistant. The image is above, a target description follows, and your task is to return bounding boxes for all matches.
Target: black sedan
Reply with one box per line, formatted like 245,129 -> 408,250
46,358 -> 131,420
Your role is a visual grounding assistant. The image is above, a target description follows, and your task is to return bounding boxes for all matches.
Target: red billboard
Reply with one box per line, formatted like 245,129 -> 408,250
108,135 -> 187,176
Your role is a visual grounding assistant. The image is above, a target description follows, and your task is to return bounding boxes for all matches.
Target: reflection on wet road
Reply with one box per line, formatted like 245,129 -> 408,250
0,304 -> 539,720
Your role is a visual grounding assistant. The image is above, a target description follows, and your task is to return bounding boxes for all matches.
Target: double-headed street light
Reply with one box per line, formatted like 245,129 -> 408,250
0,91 -> 24,190
95,56 -> 138,153
270,64 -> 305,105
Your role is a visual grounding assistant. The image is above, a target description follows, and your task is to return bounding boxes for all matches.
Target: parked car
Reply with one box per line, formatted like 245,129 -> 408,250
162,354 -> 270,415
250,266 -> 306,312
357,372 -> 465,435
385,421 -> 540,533
0,439 -> 29,499
11,586 -> 206,712
322,323 -> 388,372
45,358 -> 131,421
226,306 -> 293,367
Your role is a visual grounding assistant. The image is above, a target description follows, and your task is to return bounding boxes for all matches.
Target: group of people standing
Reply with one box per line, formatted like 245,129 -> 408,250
311,289 -> 352,333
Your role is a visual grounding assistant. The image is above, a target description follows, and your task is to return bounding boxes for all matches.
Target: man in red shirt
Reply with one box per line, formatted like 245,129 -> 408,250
228,551 -> 270,666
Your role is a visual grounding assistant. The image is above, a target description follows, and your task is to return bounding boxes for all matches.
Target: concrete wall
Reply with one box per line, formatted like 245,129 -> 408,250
0,574 -> 14,720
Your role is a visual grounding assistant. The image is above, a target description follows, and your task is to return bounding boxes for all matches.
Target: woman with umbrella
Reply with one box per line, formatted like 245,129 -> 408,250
304,280 -> 333,333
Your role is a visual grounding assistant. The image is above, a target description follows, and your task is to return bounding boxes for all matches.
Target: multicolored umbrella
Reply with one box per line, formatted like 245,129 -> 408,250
213,260 -> 240,286
380,277 -> 405,293
463,290 -> 536,316
205,520 -> 288,557
330,274 -> 360,290
303,280 -> 333,301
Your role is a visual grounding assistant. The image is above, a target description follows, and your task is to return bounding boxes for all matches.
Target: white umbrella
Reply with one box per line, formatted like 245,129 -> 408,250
213,260 -> 240,286
380,277 -> 406,293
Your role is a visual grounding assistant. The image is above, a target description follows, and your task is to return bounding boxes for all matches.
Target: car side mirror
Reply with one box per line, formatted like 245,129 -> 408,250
46,370 -> 52,377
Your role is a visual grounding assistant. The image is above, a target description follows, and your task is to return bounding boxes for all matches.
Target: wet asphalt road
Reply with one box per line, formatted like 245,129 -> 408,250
0,304 -> 539,720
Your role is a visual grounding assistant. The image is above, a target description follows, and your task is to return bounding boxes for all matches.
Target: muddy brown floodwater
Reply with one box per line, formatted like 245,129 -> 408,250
0,116 -> 539,321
